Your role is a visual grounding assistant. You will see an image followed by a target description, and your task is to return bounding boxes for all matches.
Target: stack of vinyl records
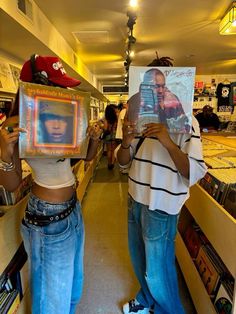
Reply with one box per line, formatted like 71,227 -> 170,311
204,157 -> 233,169
202,138 -> 232,157
195,243 -> 234,299
199,168 -> 236,219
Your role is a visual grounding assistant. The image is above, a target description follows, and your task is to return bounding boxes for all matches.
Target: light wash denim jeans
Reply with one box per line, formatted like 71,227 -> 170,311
128,195 -> 185,314
20,193 -> 85,314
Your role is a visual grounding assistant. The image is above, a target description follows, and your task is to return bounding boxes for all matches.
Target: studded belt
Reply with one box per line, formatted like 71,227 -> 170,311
24,198 -> 76,226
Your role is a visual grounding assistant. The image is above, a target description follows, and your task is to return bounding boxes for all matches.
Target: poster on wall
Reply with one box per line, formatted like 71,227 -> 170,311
216,81 -> 231,112
0,58 -> 17,93
19,82 -> 91,158
127,66 -> 196,134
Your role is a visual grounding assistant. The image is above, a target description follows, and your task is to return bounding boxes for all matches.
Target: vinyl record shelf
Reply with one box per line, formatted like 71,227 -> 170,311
176,184 -> 236,314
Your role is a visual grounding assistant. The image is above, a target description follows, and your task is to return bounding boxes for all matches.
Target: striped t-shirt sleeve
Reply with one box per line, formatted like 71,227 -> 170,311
181,117 -> 207,187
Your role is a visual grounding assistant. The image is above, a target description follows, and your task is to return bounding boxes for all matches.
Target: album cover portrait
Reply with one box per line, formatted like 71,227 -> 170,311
128,66 -> 196,134
19,82 -> 90,158
36,100 -> 75,146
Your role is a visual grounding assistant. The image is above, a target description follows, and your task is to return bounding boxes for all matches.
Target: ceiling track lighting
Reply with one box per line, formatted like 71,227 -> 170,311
124,7 -> 138,86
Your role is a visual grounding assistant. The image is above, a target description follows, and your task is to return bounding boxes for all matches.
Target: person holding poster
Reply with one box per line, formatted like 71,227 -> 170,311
116,59 -> 207,314
0,54 -> 101,314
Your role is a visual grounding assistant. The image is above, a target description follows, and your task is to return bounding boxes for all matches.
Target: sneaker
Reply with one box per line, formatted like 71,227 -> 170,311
123,299 -> 149,314
120,167 -> 129,174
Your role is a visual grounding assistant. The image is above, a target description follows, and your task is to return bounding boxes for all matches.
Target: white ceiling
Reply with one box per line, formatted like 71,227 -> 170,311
1,0 -> 236,93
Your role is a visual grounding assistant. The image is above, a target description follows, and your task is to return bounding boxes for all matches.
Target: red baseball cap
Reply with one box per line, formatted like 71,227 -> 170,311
20,55 -> 81,87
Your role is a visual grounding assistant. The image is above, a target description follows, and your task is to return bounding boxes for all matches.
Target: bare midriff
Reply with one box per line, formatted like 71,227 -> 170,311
31,183 -> 75,203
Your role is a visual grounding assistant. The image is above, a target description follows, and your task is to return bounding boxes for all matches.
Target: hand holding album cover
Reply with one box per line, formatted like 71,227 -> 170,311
127,66 -> 196,134
19,82 -> 90,158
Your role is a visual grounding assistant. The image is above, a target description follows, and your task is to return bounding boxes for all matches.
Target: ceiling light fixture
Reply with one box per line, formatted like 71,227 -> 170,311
219,1 -> 236,35
129,0 -> 138,8
124,5 -> 138,86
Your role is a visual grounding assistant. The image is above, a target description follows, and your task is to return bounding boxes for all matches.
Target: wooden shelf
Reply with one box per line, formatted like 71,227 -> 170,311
0,195 -> 28,274
76,144 -> 103,202
185,184 -> 236,276
178,134 -> 236,313
176,232 -> 216,314
76,161 -> 93,202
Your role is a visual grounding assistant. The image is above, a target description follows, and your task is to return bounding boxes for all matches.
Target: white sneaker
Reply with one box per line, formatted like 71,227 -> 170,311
120,168 -> 129,174
123,299 -> 150,314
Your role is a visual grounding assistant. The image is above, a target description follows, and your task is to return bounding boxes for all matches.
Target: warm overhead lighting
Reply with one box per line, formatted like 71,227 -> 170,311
219,1 -> 236,35
129,0 -> 138,8
129,50 -> 135,58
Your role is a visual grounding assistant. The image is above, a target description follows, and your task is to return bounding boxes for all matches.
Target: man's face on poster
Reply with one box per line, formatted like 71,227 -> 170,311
44,116 -> 68,143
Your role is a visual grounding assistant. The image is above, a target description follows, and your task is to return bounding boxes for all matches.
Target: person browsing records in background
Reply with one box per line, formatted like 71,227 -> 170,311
0,54 -> 102,314
195,104 -> 220,131
116,56 -> 207,314
102,104 -> 118,170
116,102 -> 128,142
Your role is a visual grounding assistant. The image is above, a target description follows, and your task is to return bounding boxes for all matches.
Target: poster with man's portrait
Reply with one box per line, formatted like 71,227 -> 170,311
128,66 -> 196,134
19,82 -> 90,158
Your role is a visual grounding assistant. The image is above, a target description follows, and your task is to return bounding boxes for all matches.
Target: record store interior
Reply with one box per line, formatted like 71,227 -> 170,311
0,1 -> 236,314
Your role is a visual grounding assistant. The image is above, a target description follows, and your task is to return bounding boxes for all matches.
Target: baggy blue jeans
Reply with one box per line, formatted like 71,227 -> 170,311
127,195 -> 185,314
20,193 -> 85,314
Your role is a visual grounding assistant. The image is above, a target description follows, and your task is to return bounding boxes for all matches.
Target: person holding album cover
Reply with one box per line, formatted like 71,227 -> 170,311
0,54 -> 102,314
116,58 -> 207,314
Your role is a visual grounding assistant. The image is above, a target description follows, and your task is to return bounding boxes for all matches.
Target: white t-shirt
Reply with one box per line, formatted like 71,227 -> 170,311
115,108 -> 127,139
25,158 -> 75,189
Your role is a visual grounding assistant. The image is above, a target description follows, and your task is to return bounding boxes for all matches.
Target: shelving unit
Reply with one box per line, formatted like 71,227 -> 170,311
0,195 -> 28,274
76,142 -> 103,202
176,232 -> 216,314
176,182 -> 236,313
0,195 -> 29,314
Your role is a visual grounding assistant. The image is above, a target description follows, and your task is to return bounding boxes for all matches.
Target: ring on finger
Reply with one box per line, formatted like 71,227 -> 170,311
5,126 -> 14,133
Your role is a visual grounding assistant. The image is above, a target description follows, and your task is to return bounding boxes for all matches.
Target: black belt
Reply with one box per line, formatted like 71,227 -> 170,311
24,198 -> 76,226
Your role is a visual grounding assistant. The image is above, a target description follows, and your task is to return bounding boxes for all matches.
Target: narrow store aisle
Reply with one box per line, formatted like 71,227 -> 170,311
77,157 -> 196,314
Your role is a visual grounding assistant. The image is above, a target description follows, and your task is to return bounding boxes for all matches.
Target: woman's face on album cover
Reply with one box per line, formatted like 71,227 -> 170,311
44,117 -> 68,143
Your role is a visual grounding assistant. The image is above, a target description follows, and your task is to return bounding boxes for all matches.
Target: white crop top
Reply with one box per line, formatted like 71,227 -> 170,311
25,158 -> 75,189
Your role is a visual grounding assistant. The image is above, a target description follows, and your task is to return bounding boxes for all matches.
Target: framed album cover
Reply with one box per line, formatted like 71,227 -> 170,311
19,82 -> 90,158
127,66 -> 196,134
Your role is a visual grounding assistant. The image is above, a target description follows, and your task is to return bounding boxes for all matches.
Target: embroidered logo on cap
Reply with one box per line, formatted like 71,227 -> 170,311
52,61 -> 66,75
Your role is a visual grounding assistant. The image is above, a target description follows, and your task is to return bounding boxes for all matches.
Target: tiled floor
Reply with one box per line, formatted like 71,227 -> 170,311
76,157 -> 196,314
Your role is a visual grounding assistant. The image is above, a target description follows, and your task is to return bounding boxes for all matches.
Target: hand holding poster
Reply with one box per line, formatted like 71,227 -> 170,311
19,82 -> 90,158
127,66 -> 195,134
